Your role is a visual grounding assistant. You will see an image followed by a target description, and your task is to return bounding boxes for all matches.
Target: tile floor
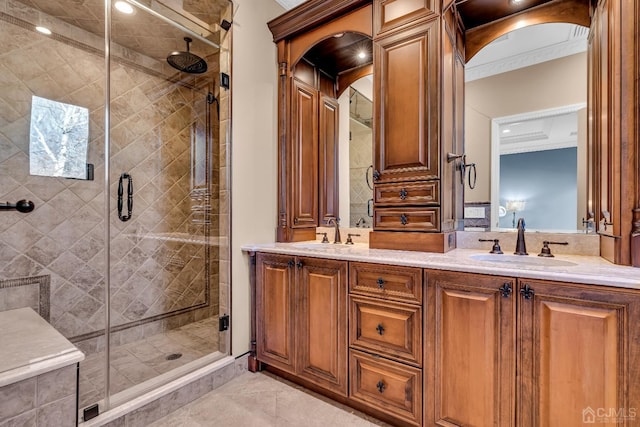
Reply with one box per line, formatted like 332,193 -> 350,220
149,371 -> 393,427
79,318 -> 218,408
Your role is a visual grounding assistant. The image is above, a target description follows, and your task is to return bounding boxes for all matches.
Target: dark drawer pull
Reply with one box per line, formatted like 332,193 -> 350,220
376,380 -> 386,393
399,188 -> 408,200
376,323 -> 385,335
400,214 -> 408,225
376,278 -> 385,289
499,283 -> 512,298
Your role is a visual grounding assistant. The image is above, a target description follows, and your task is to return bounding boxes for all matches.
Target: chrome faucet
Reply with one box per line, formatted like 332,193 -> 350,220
514,217 -> 528,255
355,217 -> 366,228
327,218 -> 341,244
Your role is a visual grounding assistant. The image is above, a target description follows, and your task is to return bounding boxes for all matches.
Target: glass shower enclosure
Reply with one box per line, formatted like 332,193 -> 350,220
0,0 -> 231,418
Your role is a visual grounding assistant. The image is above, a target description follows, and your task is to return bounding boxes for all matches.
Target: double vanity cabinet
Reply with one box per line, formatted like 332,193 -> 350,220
249,247 -> 640,426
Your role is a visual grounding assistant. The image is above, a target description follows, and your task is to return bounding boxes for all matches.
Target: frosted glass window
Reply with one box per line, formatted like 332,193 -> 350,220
29,95 -> 89,179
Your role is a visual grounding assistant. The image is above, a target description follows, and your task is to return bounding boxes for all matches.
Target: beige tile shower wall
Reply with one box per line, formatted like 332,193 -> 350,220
349,119 -> 373,228
0,6 -> 221,345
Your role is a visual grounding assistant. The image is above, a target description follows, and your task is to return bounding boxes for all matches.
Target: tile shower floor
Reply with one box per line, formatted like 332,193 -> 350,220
150,371 -> 393,427
79,317 -> 218,409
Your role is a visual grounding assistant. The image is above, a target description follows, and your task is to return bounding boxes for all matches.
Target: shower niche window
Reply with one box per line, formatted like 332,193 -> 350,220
29,96 -> 90,180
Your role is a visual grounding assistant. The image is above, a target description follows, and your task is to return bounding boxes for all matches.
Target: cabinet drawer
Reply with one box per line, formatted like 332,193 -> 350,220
374,207 -> 439,231
349,262 -> 422,304
350,296 -> 422,366
350,350 -> 422,426
374,181 -> 439,206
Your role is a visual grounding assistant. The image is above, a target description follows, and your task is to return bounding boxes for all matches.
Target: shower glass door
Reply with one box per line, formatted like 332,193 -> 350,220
104,0 -> 231,410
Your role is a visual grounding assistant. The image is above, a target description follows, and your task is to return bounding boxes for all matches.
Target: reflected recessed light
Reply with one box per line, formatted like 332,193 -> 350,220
511,0 -> 524,3
333,33 -> 344,38
35,26 -> 52,35
357,51 -> 367,59
115,1 -> 134,14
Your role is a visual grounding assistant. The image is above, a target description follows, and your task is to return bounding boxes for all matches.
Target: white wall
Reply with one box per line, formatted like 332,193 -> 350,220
231,0 -> 284,356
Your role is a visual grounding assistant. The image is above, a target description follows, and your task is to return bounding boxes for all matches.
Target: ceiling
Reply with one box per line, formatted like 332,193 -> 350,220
499,110 -> 580,155
11,0 -> 228,72
466,22 -> 588,80
303,32 -> 372,77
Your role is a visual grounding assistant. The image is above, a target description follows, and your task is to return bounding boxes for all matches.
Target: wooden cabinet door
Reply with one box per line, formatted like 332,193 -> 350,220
291,78 -> 319,228
256,253 -> 296,373
297,257 -> 348,395
518,279 -> 640,427
373,19 -> 439,183
319,94 -> 339,224
426,270 -> 516,427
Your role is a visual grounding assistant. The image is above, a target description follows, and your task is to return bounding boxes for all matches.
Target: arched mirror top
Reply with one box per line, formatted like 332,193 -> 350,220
464,0 -> 590,62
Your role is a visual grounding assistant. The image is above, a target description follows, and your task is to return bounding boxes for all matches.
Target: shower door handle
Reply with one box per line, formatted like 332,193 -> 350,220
118,173 -> 133,222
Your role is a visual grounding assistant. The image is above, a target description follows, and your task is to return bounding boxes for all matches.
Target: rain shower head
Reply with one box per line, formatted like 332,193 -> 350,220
167,37 -> 207,74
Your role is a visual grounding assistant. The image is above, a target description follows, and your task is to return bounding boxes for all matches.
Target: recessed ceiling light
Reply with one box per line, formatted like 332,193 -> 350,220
502,129 -> 511,134
115,1 -> 134,14
35,26 -> 52,35
357,51 -> 367,59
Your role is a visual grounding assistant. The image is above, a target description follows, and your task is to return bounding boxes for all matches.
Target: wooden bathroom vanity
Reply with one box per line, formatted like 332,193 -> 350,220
246,244 -> 640,426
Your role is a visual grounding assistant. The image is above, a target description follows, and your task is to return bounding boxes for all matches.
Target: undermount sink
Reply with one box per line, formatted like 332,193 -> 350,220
469,253 -> 578,267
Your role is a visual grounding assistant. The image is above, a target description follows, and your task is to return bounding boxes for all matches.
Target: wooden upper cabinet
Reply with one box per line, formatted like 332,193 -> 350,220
374,0 -> 438,37
374,19 -> 439,184
291,78 -> 319,228
426,270 -> 516,427
319,94 -> 339,224
297,257 -> 348,395
518,279 -> 640,426
256,253 -> 296,373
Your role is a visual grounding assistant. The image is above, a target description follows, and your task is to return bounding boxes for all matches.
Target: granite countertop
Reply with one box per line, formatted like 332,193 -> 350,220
0,307 -> 85,387
242,242 -> 640,290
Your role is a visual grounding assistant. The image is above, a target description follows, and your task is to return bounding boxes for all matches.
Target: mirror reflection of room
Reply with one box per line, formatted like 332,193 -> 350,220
463,23 -> 589,233
342,76 -> 373,228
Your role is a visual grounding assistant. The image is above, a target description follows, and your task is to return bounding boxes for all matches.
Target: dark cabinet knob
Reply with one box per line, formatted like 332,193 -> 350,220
520,284 -> 535,300
400,214 -> 408,225
499,283 -> 512,298
399,188 -> 408,200
376,380 -> 386,393
296,261 -> 303,269
373,170 -> 381,181
376,323 -> 385,335
376,278 -> 385,289
287,259 -> 295,268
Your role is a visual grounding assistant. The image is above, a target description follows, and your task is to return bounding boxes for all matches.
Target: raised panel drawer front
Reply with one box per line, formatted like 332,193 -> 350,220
350,296 -> 422,366
374,0 -> 437,37
350,349 -> 422,426
374,207 -> 439,231
374,181 -> 439,206
349,262 -> 422,304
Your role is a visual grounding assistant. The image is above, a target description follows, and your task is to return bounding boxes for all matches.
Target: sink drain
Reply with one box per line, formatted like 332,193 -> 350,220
165,353 -> 183,361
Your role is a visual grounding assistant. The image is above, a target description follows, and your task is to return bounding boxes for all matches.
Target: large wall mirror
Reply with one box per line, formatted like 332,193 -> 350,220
339,75 -> 373,228
464,23 -> 590,233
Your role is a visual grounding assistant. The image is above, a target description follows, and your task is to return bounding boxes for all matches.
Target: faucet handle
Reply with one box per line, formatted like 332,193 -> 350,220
538,241 -> 569,257
346,233 -> 361,245
316,232 -> 329,243
479,238 -> 503,254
